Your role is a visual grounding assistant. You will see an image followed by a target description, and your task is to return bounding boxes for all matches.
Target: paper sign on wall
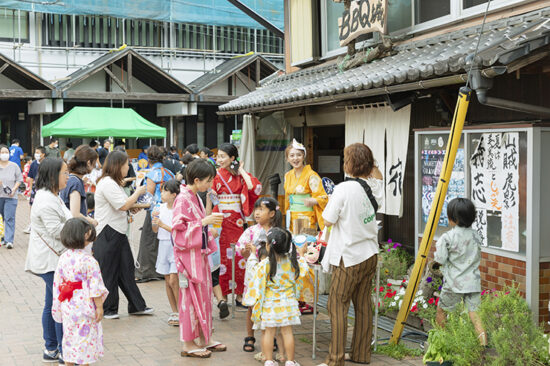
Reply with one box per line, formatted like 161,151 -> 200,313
470,132 -> 519,251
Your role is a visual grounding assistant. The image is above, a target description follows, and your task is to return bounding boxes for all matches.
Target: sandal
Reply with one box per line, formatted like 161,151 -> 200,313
243,336 -> 256,352
206,341 -> 227,352
180,348 -> 211,358
273,338 -> 278,352
298,301 -> 314,315
236,299 -> 248,309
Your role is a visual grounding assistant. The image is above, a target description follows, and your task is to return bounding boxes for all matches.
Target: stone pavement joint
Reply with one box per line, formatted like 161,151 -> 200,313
1,196 -> 424,365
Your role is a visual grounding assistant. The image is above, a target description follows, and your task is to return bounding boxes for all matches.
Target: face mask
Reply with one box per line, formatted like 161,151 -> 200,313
54,144 -> 58,149
0,153 -> 9,161
35,153 -> 42,160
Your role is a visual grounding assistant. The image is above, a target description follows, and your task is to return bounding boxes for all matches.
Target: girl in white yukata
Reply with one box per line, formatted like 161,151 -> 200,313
237,197 -> 282,354
52,218 -> 108,366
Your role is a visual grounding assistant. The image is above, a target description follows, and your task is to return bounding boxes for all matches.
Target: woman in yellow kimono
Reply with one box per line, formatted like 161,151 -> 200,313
284,139 -> 326,314
284,139 -> 328,233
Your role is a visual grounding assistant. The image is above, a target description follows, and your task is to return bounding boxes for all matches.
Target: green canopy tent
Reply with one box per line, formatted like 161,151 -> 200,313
41,106 -> 166,138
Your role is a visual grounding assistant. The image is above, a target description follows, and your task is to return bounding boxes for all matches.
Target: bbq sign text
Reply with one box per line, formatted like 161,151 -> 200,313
337,0 -> 387,46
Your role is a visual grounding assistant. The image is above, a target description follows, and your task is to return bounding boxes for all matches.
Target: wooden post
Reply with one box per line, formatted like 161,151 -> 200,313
128,53 -> 133,92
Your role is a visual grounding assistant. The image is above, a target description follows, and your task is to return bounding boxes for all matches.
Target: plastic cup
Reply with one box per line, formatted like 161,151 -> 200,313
212,212 -> 224,228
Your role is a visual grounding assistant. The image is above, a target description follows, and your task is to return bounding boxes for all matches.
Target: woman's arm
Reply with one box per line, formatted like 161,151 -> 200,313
146,178 -> 156,195
238,165 -> 254,190
118,184 -> 147,211
69,190 -> 82,218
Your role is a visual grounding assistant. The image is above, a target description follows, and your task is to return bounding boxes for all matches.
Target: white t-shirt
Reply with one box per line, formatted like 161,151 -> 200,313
157,203 -> 173,241
321,177 -> 383,272
95,176 -> 128,235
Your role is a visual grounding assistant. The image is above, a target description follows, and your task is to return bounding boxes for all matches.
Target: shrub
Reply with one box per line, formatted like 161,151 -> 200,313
379,239 -> 412,283
479,287 -> 550,366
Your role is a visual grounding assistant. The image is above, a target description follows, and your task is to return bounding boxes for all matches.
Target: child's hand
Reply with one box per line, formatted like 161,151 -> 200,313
209,227 -> 219,239
152,216 -> 160,226
297,244 -> 307,257
241,246 -> 251,259
95,305 -> 104,322
245,243 -> 256,255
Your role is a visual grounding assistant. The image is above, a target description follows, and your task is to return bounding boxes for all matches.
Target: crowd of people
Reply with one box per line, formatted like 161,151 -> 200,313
6,134 -> 485,366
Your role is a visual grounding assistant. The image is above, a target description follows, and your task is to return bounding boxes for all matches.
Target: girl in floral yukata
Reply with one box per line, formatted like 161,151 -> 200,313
52,218 -> 108,366
172,159 -> 227,358
211,143 -> 261,305
236,197 -> 282,354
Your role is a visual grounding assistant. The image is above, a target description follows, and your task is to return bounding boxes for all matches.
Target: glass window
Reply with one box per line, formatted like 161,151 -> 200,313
0,9 -> 29,41
414,0 -> 450,24
217,122 -> 225,147
197,123 -> 205,148
325,0 -> 345,53
463,0 -> 488,9
387,0 -> 412,33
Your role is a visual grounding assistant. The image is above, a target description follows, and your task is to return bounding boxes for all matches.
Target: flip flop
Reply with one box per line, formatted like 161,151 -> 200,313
206,341 -> 227,352
180,348 -> 211,358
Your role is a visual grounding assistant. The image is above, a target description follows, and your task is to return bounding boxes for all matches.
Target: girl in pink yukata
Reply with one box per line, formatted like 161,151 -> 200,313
172,159 -> 227,358
52,218 -> 108,366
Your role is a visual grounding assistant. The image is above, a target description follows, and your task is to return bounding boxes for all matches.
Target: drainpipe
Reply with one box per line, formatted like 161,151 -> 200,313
469,66 -> 550,118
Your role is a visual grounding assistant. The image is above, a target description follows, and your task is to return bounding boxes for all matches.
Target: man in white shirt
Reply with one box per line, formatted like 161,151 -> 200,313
318,143 -> 383,366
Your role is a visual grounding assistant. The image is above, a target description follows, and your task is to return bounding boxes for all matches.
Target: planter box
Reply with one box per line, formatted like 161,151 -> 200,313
383,310 -> 423,330
426,362 -> 452,366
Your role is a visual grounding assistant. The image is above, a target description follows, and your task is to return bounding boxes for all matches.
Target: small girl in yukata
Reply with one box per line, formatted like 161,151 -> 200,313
244,227 -> 309,366
237,197 -> 282,354
52,218 -> 108,366
152,179 -> 180,326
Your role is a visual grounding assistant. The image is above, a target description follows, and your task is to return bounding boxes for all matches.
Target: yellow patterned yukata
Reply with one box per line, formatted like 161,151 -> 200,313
244,256 -> 309,330
284,165 -> 328,233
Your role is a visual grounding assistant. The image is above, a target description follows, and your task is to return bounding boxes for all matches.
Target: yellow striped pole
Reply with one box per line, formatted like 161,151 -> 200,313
390,86 -> 471,344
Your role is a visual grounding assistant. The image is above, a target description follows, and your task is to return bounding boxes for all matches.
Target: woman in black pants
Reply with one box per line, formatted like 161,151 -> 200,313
93,150 -> 153,319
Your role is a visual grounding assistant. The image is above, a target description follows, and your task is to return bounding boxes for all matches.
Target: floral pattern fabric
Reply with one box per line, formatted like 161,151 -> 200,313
244,256 -> 309,330
52,249 -> 108,365
211,168 -> 261,296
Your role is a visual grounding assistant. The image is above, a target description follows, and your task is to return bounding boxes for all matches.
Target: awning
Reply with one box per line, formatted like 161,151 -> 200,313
42,106 -> 166,138
219,7 -> 550,115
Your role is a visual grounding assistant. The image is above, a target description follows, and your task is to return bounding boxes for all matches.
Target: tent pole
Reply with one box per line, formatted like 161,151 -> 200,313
40,114 -> 44,146
170,116 -> 174,146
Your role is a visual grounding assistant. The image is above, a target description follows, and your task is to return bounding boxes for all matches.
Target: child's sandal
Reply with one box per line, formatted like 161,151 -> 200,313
243,336 -> 256,352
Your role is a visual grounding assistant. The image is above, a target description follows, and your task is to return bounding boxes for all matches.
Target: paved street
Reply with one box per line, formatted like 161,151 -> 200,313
1,196 -> 423,366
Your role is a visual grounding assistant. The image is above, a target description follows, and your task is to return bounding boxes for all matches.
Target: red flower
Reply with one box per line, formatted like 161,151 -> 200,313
387,283 -> 392,287
428,298 -> 435,305
411,304 -> 418,313
379,286 -> 384,292
435,298 -> 439,305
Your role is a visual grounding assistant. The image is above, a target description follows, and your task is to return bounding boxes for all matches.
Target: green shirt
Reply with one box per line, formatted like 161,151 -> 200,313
434,226 -> 481,294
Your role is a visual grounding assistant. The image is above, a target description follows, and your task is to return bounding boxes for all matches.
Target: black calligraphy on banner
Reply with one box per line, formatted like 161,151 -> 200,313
502,172 -> 517,210
472,171 -> 487,205
470,136 -> 485,169
473,209 -> 488,246
486,133 -> 501,171
503,134 -> 518,170
388,158 -> 403,196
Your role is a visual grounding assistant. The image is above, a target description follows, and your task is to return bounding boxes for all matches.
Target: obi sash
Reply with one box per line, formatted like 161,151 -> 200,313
218,194 -> 241,212
289,194 -> 313,212
58,280 -> 83,302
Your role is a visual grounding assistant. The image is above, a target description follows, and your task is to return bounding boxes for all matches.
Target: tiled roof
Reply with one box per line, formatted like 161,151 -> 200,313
188,53 -> 280,93
219,7 -> 550,113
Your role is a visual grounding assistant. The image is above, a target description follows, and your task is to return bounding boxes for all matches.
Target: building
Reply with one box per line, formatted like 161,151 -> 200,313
0,1 -> 284,151
219,0 -> 550,322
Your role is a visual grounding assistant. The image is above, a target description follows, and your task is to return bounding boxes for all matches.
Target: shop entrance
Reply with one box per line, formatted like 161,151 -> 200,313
310,125 -> 345,184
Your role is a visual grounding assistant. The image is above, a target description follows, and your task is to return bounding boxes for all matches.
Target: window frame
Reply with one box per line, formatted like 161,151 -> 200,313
0,9 -> 30,43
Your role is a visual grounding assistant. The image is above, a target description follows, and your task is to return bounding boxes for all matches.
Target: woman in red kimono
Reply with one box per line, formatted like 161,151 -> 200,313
212,143 -> 261,305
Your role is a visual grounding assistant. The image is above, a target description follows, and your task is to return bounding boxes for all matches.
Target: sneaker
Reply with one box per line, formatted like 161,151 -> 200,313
58,355 -> 65,364
6,242 -> 13,249
23,226 -> 31,234
285,361 -> 300,366
43,349 -> 59,363
264,361 -> 278,366
130,307 -> 154,315
104,312 -> 119,319
218,300 -> 230,319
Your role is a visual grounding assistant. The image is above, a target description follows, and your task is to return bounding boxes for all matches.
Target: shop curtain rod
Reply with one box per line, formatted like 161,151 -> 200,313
338,101 -> 389,110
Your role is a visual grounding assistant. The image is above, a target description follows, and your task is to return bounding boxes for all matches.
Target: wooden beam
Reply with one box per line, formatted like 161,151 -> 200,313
0,89 -> 52,99
255,58 -> 261,87
103,67 -> 128,92
199,95 -> 237,103
506,51 -> 550,73
0,63 -> 9,75
234,71 -> 252,92
127,53 -> 133,92
63,91 -> 190,101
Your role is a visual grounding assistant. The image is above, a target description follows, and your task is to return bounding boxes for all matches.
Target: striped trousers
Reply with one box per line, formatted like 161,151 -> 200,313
326,255 -> 378,366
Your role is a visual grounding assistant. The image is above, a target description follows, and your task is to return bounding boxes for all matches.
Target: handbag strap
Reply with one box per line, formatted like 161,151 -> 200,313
36,231 -> 62,257
344,177 -> 379,213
